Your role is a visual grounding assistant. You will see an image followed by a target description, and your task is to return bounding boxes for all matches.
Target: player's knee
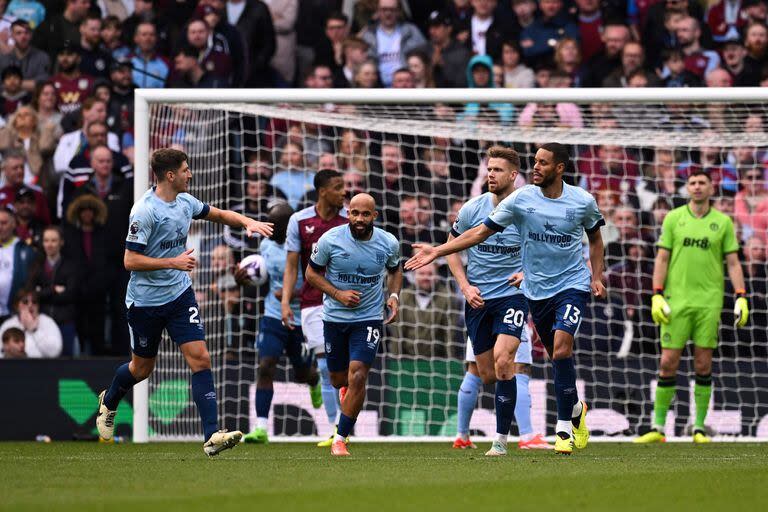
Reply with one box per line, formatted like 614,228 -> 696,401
330,372 -> 347,389
187,350 -> 211,372
478,368 -> 495,385
552,344 -> 572,360
348,369 -> 367,390
129,358 -> 155,381
694,360 -> 712,376
258,361 -> 277,382
494,357 -> 514,380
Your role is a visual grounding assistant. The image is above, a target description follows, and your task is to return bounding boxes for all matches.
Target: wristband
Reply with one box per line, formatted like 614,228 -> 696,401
389,293 -> 399,302
653,287 -> 664,295
735,289 -> 746,298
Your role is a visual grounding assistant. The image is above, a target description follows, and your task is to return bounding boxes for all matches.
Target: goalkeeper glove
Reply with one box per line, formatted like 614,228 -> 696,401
651,294 -> 671,325
734,296 -> 749,328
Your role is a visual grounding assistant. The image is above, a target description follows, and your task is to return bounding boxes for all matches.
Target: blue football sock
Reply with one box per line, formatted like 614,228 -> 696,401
191,369 -> 218,442
255,387 -> 274,420
495,377 -> 517,436
514,373 -> 533,436
552,357 -> 578,422
337,413 -> 356,438
103,362 -> 137,410
457,372 -> 481,435
317,357 -> 339,425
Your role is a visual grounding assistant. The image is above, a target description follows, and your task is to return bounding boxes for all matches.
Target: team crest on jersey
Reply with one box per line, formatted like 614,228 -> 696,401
565,208 -> 576,222
709,223 -> 719,232
78,78 -> 89,90
376,251 -> 386,264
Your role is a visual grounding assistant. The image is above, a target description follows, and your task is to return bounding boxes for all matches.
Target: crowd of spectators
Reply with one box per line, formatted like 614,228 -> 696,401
0,0 -> 767,361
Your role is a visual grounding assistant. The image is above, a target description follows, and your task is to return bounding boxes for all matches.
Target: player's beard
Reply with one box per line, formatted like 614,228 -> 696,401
351,221 -> 373,240
534,172 -> 557,189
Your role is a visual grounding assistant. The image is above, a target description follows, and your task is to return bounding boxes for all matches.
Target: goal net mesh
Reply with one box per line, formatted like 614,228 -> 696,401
144,99 -> 768,441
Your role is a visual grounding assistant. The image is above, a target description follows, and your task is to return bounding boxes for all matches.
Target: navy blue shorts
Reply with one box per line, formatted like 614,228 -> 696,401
528,288 -> 590,352
257,316 -> 309,369
465,295 -> 528,356
323,320 -> 382,373
127,286 -> 205,358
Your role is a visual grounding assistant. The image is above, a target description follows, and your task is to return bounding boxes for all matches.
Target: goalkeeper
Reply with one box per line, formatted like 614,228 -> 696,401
635,169 -> 749,444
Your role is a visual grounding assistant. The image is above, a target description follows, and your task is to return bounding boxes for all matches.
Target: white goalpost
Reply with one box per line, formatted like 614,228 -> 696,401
132,88 -> 768,443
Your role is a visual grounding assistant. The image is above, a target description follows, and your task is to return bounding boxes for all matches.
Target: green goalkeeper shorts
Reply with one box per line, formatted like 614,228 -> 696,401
660,307 -> 720,350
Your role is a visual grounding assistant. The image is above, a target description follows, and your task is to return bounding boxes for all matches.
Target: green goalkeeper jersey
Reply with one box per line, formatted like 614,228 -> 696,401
657,205 -> 739,310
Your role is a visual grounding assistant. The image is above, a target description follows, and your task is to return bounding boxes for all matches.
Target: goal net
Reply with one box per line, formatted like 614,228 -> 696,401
134,89 -> 768,442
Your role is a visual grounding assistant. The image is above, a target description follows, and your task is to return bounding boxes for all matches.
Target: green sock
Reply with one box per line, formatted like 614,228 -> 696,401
694,374 -> 712,432
653,376 -> 676,430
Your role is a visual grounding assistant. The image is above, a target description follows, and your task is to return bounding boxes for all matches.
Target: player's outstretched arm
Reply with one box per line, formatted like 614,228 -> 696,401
587,229 -> 607,298
384,266 -> 403,324
405,224 -> 494,271
124,248 -> 196,271
305,264 -> 360,308
726,252 -> 750,327
205,206 -> 273,238
444,234 -> 484,309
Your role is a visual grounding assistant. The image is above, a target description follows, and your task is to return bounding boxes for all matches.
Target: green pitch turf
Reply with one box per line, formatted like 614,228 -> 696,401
2,442 -> 767,512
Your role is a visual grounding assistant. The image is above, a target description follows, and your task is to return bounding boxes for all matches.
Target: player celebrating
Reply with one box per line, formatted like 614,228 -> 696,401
635,170 -> 749,444
281,169 -> 348,446
446,145 -> 549,455
241,202 -> 323,444
96,148 -> 273,456
406,142 -> 606,455
306,193 -> 402,456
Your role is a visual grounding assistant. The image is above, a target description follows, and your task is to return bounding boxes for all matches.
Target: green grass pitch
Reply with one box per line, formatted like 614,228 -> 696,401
2,442 -> 767,512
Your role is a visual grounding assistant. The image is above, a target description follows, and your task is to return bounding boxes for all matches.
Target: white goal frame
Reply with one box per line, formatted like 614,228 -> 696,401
132,87 -> 768,443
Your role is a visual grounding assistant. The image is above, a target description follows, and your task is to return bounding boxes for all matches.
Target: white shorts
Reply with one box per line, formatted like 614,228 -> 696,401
300,305 -> 325,352
465,325 -> 532,365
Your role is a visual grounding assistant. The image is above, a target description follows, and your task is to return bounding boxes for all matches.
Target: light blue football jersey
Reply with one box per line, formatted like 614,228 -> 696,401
484,183 -> 604,300
309,224 -> 400,322
125,188 -> 209,307
452,192 -> 523,300
260,238 -> 302,323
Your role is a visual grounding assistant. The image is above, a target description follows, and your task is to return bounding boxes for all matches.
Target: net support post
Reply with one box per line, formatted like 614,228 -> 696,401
132,91 -> 150,443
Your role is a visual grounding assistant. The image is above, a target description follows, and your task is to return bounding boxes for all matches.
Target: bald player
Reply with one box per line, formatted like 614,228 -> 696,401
306,194 -> 402,456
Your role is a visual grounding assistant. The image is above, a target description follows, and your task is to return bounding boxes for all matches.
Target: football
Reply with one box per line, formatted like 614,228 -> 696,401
238,254 -> 268,286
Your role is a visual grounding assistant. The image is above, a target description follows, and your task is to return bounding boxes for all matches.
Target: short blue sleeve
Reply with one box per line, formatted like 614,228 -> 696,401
386,235 -> 401,270
285,213 -> 300,253
485,190 -> 519,232
582,195 -> 605,234
308,232 -> 331,270
125,205 -> 153,253
184,194 -> 209,220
